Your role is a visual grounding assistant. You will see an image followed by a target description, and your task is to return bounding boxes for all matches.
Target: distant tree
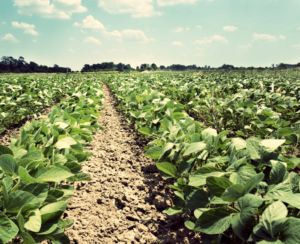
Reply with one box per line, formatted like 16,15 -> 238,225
117,63 -> 124,72
136,66 -> 140,71
140,63 -> 149,70
160,65 -> 165,70
278,63 -> 287,69
151,63 -> 157,70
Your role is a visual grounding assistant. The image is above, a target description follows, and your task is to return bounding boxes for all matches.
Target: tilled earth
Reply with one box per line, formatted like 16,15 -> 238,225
65,84 -> 201,243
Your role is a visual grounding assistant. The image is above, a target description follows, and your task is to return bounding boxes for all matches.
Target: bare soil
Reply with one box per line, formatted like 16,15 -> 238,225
65,84 -> 201,244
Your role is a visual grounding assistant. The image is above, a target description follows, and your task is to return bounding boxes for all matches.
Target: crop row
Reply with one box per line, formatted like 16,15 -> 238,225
0,74 -> 83,134
106,72 -> 300,244
0,76 -> 105,243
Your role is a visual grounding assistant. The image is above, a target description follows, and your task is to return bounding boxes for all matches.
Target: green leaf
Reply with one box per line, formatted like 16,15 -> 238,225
277,127 -> 294,138
185,189 -> 209,209
60,219 -> 74,229
0,145 -> 13,156
0,211 -> 19,243
22,183 -> 49,206
206,177 -> 233,197
163,206 -> 183,215
40,202 -> 68,223
34,167 -> 74,183
22,232 -> 37,244
156,163 -> 177,178
226,157 -> 247,172
145,146 -> 162,159
194,208 -> 231,234
19,166 -> 37,184
26,151 -> 43,161
24,209 -> 42,232
230,165 -> 257,186
171,112 -> 184,121
229,138 -> 246,152
159,142 -> 174,159
55,137 -> 78,149
138,127 -> 152,135
189,167 -> 225,187
261,201 -> 287,237
264,183 -> 292,200
277,194 -> 300,209
281,217 -> 300,244
221,184 -> 244,202
6,190 -> 40,213
259,139 -> 286,153
269,161 -> 286,184
184,220 -> 195,230
183,142 -> 206,156
0,154 -> 17,175
244,173 -> 265,194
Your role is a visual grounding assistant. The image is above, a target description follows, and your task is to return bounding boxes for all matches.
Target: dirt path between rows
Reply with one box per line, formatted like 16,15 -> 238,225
65,84 -> 200,244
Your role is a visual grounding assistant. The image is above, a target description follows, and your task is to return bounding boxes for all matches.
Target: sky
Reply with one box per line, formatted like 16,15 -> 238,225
0,0 -> 300,71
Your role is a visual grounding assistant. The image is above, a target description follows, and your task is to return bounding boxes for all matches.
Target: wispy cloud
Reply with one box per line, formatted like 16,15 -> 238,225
171,27 -> 184,32
252,33 -> 276,42
12,21 -> 38,35
292,43 -> 300,49
239,44 -> 251,49
1,33 -> 19,43
279,35 -> 286,40
172,41 -> 185,46
68,48 -> 76,53
83,36 -> 101,45
32,39 -> 37,42
2,22 -> 6,25
193,35 -> 228,45
223,26 -> 238,31
69,37 -> 74,40
12,0 -> 87,19
196,25 -> 202,29
157,0 -> 213,6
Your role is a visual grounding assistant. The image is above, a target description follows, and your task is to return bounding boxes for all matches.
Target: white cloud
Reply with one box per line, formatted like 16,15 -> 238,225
157,0 -> 212,6
223,26 -> 238,31
12,0 -> 87,19
68,48 -> 76,53
172,41 -> 184,46
122,29 -> 154,42
186,27 -> 189,30
1,33 -> 19,43
69,37 -> 74,40
181,53 -> 187,56
83,36 -> 101,45
93,50 -> 103,54
252,33 -> 276,42
292,43 -> 300,50
194,52 -> 203,56
75,15 -> 153,42
80,30 -> 86,33
192,35 -> 228,45
98,0 -> 163,18
12,21 -> 38,35
279,35 -> 286,40
2,22 -> 7,25
298,27 -> 300,30
196,25 -> 202,29
171,27 -> 184,32
239,44 -> 251,49
32,39 -> 37,42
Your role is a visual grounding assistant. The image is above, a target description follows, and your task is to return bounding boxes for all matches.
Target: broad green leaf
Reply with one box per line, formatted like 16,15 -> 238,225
26,151 -> 43,161
171,112 -> 184,121
22,232 -> 37,244
159,142 -> 174,159
259,139 -> 286,153
145,146 -> 162,159
226,157 -> 247,172
163,206 -> 183,215
138,127 -> 152,135
277,194 -> 300,209
183,142 -> 206,156
24,209 -> 42,232
269,161 -> 286,184
264,183 -> 292,200
34,167 -> 74,183
185,189 -> 209,209
194,208 -> 231,234
281,217 -> 300,244
230,165 -> 257,186
55,137 -> 77,149
261,201 -> 287,237
206,177 -> 233,197
6,191 -> 40,213
19,166 -> 37,184
189,167 -> 225,187
184,221 -> 195,230
60,219 -> 74,229
244,173 -> 265,194
277,127 -> 294,138
229,138 -> 246,152
40,202 -> 68,223
0,145 -> 13,156
0,211 -> 19,243
156,163 -> 177,178
221,184 -> 244,202
0,154 -> 17,175
22,183 -> 49,206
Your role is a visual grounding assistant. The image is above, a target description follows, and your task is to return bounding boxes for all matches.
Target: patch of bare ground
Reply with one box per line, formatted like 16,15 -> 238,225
65,84 -> 201,244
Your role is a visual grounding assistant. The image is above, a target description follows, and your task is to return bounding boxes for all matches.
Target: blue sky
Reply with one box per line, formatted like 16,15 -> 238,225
0,0 -> 300,71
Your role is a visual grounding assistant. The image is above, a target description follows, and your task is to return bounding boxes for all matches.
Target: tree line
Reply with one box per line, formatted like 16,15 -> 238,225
0,56 -> 71,73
